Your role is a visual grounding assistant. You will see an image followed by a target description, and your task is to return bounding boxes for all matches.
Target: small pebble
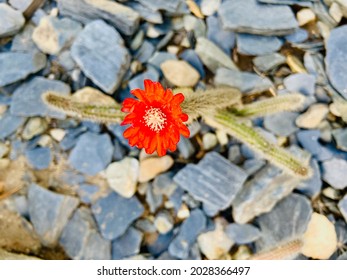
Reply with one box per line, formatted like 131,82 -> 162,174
154,211 -> 174,234
338,194 -> 347,223
295,104 -> 329,129
322,158 -> 347,189
161,60 -> 200,87
297,8 -> 316,26
139,155 -> 174,183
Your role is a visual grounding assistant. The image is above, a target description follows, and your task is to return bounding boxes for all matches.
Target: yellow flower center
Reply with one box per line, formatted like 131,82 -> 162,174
143,107 -> 167,132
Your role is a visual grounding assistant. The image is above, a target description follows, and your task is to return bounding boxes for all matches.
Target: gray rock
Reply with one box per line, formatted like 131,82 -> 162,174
8,0 -> 32,11
168,209 -> 207,259
339,195 -> 347,223
112,227 -> 143,259
68,132 -> 113,176
242,159 -> 266,176
297,130 -> 333,161
134,40 -> 155,63
236,34 -> 283,56
91,192 -> 144,240
225,223 -> 261,244
264,112 -> 299,137
255,193 -> 312,251
332,128 -> 347,152
283,73 -> 316,96
215,68 -> 273,94
206,15 -> 235,55
146,183 -> 163,213
147,231 -> 175,257
148,52 -> 177,72
153,172 -> 177,197
296,159 -> 322,198
195,37 -> 238,73
71,20 -> 130,94
253,53 -> 286,72
154,210 -> 174,234
322,158 -> 347,190
60,207 -> 111,260
11,24 -> 38,52
25,147 -> 51,170
32,16 -> 82,55
174,152 -> 248,212
0,110 -> 25,140
0,3 -> 25,38
0,52 -> 46,87
326,24 -> 347,98
57,0 -> 140,36
184,15 -> 206,38
22,117 -> 47,140
177,137 -> 195,159
10,77 -> 70,118
136,0 -> 180,12
258,0 -> 314,6
285,28 -> 309,43
126,1 -> 163,24
201,0 -> 221,16
128,67 -> 159,90
77,184 -> 99,204
218,0 -> 298,36
232,165 -> 301,224
180,49 -> 205,79
28,183 -> 79,247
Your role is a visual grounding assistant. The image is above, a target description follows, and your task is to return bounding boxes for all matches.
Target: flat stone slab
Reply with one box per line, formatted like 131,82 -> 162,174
0,3 -> 25,38
326,25 -> 347,99
236,34 -> 283,56
57,0 -> 140,36
71,20 -> 130,93
112,227 -> 143,259
91,192 -> 144,240
0,110 -> 26,140
218,0 -> 298,36
174,152 -> 248,212
10,77 -> 70,118
0,52 -> 46,87
60,207 -> 111,260
28,184 -> 79,247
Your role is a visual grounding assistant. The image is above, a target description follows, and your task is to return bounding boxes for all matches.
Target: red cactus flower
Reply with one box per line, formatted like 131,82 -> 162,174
121,80 -> 190,156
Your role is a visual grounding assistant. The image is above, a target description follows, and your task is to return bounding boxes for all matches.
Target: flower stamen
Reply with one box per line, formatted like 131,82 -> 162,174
143,107 -> 167,132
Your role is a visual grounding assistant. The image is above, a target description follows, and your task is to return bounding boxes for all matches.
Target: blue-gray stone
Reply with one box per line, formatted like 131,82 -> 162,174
297,130 -> 333,161
232,165 -> 302,224
264,112 -> 299,137
177,137 -> 195,159
296,159 -> 322,198
0,52 -> 46,87
134,40 -> 155,63
148,52 -> 177,72
8,0 -> 32,11
283,73 -> 316,96
225,223 -> 261,244
57,0 -> 140,36
335,220 -> 347,251
218,0 -> 298,36
11,24 -> 38,52
60,126 -> 87,151
285,28 -> 309,43
136,0 -> 180,12
128,66 -> 159,90
168,209 -> 206,259
135,218 -> 156,233
126,1 -> 163,24
0,111 -> 25,140
146,183 -> 163,213
322,158 -> 347,190
258,0 -> 314,6
10,77 -> 70,118
255,193 -> 312,252
0,3 -> 25,38
82,121 -> 101,133
184,15 -> 206,38
169,187 -> 184,213
180,49 -> 205,79
236,34 -> 283,56
153,172 -> 177,197
12,195 -> 29,218
253,53 -> 286,72
68,132 -> 113,175
77,184 -> 99,204
339,195 -> 347,223
242,159 -> 266,176
28,183 -> 79,247
326,25 -> 347,99
57,50 -> 76,71
304,52 -> 328,85
332,129 -> 347,152
112,227 -> 143,259
215,68 -> 273,94
25,147 -> 51,170
148,231 -> 175,257
91,192 -> 144,240
71,20 -> 130,94
174,152 -> 248,212
60,207 -> 111,260
207,15 -> 235,55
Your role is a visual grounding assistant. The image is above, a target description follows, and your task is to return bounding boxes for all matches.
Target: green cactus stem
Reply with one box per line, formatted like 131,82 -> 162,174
231,93 -> 305,118
42,91 -> 125,123
211,110 -> 312,179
